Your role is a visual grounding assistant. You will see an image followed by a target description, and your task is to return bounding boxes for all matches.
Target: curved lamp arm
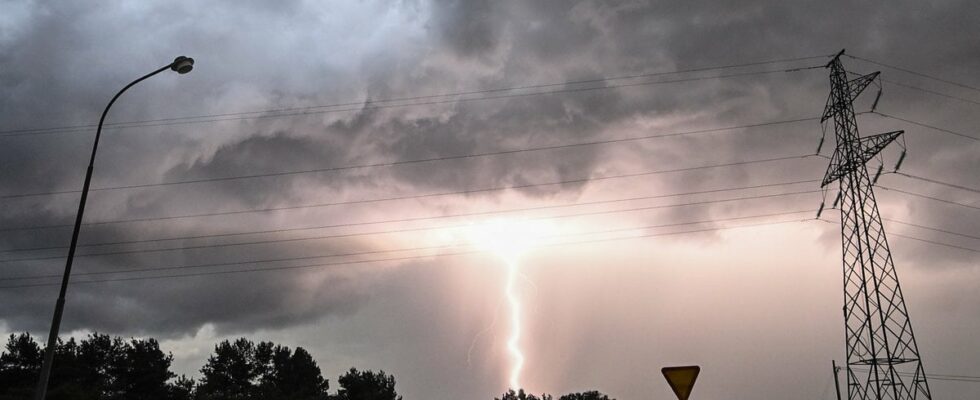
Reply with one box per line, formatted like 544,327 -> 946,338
34,55 -> 194,400
90,56 -> 193,166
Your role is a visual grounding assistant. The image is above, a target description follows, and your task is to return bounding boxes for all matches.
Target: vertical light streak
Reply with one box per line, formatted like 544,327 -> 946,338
504,257 -> 524,390
464,219 -> 555,391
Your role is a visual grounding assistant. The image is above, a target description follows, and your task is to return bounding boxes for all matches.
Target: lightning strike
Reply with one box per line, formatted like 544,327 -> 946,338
465,218 -> 556,392
504,257 -> 525,390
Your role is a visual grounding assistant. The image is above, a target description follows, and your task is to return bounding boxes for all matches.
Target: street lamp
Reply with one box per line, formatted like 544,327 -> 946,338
33,56 -> 195,400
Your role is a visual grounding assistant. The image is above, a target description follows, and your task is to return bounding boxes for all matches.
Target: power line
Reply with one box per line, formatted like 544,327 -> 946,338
881,78 -> 980,107
872,111 -> 980,141
908,376 -> 980,384
4,178 -> 971,260
0,190 -> 819,264
0,55 -> 827,137
845,54 -> 980,93
0,214 -> 972,289
0,70 -> 811,138
4,210 -> 968,283
0,210 -> 809,281
4,69 -> 803,138
877,185 -> 980,211
884,218 -> 980,241
0,179 -> 821,253
890,233 -> 980,253
7,185 -> 972,268
5,214 -> 973,289
1,153 -> 821,232
0,116 -> 820,200
926,373 -> 980,381
892,171 -> 980,194
851,367 -> 980,383
817,218 -> 979,253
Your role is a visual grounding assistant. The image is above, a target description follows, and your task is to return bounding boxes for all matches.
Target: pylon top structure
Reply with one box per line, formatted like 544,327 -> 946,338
820,49 -> 932,400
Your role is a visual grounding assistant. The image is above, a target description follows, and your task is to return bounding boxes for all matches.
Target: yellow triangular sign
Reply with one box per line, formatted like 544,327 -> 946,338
662,365 -> 700,400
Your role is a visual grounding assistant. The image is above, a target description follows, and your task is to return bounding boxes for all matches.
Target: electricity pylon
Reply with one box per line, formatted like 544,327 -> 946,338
818,50 -> 932,400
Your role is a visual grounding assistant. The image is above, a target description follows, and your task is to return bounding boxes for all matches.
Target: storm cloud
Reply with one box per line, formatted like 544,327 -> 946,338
1,1 -> 979,399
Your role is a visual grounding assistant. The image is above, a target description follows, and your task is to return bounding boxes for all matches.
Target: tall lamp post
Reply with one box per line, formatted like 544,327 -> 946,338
33,56 -> 195,400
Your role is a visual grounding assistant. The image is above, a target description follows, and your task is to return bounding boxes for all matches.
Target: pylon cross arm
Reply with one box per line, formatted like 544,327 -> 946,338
821,71 -> 881,122
846,72 -> 881,102
821,130 -> 904,187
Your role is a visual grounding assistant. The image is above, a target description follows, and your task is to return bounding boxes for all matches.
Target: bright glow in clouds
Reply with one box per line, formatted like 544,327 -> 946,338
467,219 -> 557,391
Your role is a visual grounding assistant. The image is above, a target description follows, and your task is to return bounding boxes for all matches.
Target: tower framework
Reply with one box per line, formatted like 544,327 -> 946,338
820,50 -> 931,400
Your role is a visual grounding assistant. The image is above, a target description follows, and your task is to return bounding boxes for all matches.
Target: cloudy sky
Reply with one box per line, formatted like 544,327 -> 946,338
1,0 -> 979,398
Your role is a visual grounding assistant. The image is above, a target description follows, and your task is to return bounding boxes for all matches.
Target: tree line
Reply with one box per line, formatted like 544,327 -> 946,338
0,333 -> 396,400
1,333 -> 613,400
495,389 -> 613,400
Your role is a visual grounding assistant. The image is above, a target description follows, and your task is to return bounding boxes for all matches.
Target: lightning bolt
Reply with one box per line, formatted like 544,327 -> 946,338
504,257 -> 524,390
464,219 -> 549,391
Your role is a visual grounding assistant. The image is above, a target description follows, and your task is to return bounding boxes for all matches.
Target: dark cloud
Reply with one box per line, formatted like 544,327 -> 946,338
0,232 -> 383,336
1,1 -> 979,398
431,0 -> 502,57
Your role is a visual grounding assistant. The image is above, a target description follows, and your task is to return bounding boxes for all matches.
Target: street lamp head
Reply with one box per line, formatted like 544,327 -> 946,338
171,56 -> 194,74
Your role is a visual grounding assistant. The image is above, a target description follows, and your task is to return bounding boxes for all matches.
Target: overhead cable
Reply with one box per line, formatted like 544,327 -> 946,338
0,213 -> 815,288
0,190 -> 819,264
0,117 -> 821,200
0,55 -> 827,137
1,153 -> 821,232
0,179 -> 821,253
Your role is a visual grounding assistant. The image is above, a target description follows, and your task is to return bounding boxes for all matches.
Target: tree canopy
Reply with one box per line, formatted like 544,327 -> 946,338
0,332 -> 183,400
494,389 -> 615,400
1,332 -> 612,400
557,391 -> 615,400
333,368 -> 402,400
196,338 -> 329,400
495,389 -> 553,400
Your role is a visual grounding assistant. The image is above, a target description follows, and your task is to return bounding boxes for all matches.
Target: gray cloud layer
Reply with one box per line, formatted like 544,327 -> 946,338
2,0 -> 978,398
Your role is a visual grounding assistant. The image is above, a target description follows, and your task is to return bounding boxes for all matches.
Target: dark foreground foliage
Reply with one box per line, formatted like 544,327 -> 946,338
1,332 -> 612,400
495,389 -> 615,400
0,333 -> 395,400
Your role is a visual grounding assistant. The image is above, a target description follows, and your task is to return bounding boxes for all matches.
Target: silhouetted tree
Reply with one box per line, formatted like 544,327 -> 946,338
77,333 -> 125,398
255,343 -> 329,399
0,333 -> 42,399
169,375 -> 196,400
0,334 -> 343,400
0,333 -> 187,400
196,338 -> 329,400
558,391 -> 614,400
332,368 -> 401,400
46,337 -> 100,400
196,338 -> 259,400
495,389 -> 553,400
112,338 -> 175,400
495,389 -> 613,400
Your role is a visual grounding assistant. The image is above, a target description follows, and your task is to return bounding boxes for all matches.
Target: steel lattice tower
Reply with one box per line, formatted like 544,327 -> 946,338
820,50 -> 931,400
